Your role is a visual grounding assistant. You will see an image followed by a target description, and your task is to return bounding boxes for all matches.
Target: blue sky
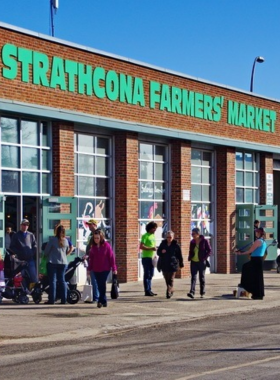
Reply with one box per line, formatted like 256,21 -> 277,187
1,0 -> 280,100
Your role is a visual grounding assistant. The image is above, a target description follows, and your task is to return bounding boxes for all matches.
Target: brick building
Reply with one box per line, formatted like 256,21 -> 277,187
1,22 -> 279,282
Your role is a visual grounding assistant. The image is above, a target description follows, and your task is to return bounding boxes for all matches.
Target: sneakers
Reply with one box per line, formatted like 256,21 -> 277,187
187,292 -> 194,299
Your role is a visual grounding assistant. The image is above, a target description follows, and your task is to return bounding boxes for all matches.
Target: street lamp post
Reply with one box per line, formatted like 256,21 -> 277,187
250,56 -> 265,92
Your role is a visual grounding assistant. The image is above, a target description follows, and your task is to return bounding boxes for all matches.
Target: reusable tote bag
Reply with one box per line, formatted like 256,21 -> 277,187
110,274 -> 119,299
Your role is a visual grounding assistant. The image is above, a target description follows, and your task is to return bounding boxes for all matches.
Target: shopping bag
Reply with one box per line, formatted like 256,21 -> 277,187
82,283 -> 93,303
152,255 -> 158,268
110,274 -> 119,299
39,254 -> 48,276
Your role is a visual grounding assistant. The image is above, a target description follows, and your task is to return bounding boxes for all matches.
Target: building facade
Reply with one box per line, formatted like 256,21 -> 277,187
0,23 -> 279,282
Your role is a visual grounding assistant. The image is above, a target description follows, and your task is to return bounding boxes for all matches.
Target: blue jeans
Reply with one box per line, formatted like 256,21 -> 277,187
90,271 -> 100,302
142,257 -> 154,292
47,263 -> 67,303
190,261 -> 206,296
27,260 -> 37,283
94,271 -> 110,305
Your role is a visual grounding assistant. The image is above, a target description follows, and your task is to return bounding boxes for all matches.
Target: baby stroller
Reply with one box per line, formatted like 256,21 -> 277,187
1,249 -> 30,304
31,256 -> 84,304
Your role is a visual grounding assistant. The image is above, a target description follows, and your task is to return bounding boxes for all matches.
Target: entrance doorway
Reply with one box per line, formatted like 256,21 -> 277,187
5,196 -> 39,237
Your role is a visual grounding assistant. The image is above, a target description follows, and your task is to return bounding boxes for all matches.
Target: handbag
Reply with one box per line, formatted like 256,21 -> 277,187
82,279 -> 93,303
111,273 -> 119,299
157,256 -> 162,272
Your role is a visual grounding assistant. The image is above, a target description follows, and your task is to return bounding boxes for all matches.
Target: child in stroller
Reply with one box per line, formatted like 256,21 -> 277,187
0,249 -> 31,304
31,256 -> 84,304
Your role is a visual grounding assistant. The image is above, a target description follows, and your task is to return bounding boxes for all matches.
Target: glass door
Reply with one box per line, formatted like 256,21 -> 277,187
236,204 -> 254,271
255,205 -> 278,262
42,196 -> 77,263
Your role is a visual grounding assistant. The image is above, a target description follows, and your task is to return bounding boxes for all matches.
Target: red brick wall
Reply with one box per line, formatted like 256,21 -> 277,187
52,121 -> 75,196
216,147 -> 236,273
0,26 -> 279,148
114,131 -> 139,282
170,140 -> 191,277
0,26 -> 278,278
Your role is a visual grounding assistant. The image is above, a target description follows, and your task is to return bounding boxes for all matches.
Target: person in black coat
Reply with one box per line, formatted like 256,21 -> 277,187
157,231 -> 184,298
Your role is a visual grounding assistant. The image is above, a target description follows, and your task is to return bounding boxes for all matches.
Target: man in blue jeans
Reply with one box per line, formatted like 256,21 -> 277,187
10,219 -> 37,288
140,221 -> 158,297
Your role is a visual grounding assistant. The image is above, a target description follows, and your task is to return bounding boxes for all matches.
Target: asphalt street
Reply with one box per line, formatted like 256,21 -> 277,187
1,272 -> 280,379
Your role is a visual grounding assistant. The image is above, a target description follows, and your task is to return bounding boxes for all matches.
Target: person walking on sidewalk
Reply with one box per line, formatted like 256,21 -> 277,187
187,227 -> 212,299
140,221 -> 158,297
236,227 -> 266,300
87,230 -> 117,308
157,230 -> 184,298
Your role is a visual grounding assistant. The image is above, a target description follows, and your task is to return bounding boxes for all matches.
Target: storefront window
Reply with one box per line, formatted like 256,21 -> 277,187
0,117 -> 51,194
191,149 -> 213,239
75,133 -> 112,253
138,142 -> 168,247
22,120 -> 39,146
235,151 -> 259,204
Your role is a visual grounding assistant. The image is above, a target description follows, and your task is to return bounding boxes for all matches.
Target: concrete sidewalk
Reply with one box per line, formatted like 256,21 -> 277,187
1,272 -> 280,345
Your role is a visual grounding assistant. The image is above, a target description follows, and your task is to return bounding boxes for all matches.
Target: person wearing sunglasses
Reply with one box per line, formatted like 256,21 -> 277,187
157,230 -> 184,298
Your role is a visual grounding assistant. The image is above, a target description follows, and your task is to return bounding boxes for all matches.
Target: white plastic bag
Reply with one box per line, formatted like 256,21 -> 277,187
82,283 -> 93,303
152,255 -> 158,268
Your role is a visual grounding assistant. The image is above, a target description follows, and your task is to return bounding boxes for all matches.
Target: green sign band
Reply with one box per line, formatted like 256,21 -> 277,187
0,43 -> 277,131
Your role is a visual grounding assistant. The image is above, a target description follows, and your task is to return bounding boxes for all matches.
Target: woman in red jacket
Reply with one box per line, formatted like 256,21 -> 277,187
87,230 -> 117,308
187,227 -> 212,299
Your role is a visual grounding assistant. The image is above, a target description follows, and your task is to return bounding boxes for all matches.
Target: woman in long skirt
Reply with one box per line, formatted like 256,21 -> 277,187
236,228 -> 267,300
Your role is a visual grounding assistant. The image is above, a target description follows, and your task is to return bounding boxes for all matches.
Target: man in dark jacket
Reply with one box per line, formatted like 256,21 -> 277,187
10,219 -> 37,285
187,227 -> 212,299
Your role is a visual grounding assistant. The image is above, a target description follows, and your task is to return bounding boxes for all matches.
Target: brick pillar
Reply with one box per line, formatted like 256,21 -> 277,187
52,122 -> 75,196
216,147 -> 236,273
115,131 -> 139,283
170,140 -> 191,277
259,152 -> 273,205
